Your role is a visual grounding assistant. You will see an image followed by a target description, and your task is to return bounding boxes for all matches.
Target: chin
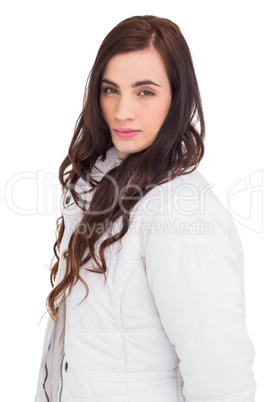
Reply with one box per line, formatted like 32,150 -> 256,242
112,141 -> 137,155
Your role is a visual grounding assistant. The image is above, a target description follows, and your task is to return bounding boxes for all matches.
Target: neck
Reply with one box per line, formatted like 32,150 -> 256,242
118,152 -> 130,160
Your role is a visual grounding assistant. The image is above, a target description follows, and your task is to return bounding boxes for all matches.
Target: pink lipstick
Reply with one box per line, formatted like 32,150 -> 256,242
114,128 -> 140,139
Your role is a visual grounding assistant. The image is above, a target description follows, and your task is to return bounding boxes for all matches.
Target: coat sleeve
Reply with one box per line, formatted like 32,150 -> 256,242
142,184 -> 257,402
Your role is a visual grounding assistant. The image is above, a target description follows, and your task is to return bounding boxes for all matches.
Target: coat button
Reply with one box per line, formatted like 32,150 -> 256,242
65,195 -> 71,205
65,362 -> 68,372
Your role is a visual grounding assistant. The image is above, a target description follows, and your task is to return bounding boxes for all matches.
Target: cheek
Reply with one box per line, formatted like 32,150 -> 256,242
99,98 -> 111,122
144,102 -> 170,131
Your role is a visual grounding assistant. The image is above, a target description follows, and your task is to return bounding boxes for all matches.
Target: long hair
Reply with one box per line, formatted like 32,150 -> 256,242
47,15 -> 205,321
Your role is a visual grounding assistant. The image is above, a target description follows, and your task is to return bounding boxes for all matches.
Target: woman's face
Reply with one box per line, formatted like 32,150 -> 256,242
99,48 -> 172,160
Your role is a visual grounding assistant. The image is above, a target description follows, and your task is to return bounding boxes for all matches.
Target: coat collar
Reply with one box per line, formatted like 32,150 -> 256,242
75,145 -> 120,193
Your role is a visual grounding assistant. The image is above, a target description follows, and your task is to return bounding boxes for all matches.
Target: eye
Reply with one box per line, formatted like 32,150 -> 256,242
139,90 -> 155,97
102,87 -> 118,95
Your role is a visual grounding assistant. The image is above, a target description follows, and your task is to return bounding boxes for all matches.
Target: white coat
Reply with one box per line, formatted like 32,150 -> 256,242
35,145 -> 256,402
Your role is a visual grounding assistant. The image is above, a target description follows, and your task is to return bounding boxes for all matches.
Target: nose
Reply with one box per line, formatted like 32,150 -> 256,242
114,95 -> 135,121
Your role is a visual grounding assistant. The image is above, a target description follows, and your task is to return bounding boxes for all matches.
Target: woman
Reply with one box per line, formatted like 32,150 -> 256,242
35,15 -> 256,402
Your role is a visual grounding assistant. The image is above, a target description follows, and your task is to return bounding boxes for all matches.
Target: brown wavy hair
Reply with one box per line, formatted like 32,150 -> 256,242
47,15 -> 205,322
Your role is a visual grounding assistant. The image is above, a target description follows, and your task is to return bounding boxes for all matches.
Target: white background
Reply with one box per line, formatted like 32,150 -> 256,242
1,0 -> 267,400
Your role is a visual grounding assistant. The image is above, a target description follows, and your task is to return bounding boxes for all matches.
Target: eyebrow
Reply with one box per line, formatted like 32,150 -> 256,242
101,79 -> 161,88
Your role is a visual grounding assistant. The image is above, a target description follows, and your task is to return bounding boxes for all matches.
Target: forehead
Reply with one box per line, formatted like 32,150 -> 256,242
102,49 -> 168,82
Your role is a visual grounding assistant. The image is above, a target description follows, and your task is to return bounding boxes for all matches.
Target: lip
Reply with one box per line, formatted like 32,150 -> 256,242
114,127 -> 141,139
